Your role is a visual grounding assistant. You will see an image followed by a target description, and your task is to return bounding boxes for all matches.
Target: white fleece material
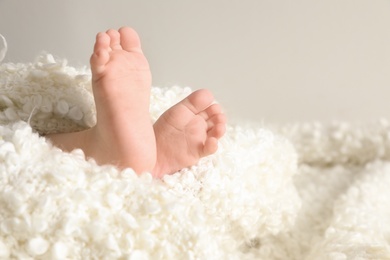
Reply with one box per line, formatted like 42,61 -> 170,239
0,54 -> 389,259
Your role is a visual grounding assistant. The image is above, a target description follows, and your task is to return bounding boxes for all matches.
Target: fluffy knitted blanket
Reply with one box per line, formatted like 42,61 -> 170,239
0,54 -> 390,260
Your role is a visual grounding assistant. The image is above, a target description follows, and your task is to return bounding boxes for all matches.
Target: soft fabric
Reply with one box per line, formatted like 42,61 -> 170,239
0,54 -> 389,259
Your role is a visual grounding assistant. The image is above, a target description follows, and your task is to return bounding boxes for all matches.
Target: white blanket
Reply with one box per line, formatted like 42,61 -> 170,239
0,54 -> 389,259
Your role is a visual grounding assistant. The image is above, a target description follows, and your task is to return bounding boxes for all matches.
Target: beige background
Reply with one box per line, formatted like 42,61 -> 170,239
0,0 -> 389,124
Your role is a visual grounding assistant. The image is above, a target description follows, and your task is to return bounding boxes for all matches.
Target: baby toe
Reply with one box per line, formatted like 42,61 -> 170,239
106,29 -> 122,50
207,112 -> 226,129
93,32 -> 111,53
208,122 -> 226,139
118,27 -> 143,53
202,137 -> 218,156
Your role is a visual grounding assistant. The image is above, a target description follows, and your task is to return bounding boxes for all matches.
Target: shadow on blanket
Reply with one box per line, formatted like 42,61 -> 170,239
0,54 -> 389,259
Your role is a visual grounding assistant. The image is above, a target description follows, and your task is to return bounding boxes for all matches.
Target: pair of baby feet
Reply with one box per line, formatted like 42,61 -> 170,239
48,27 -> 226,178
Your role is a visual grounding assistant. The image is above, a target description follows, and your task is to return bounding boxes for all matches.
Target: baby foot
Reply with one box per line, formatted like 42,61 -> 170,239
48,27 -> 226,177
153,89 -> 226,177
86,27 -> 156,172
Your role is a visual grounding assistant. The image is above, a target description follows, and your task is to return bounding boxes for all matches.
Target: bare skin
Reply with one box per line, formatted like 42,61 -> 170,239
47,27 -> 226,178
